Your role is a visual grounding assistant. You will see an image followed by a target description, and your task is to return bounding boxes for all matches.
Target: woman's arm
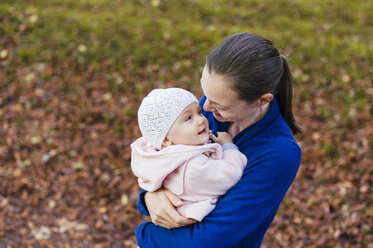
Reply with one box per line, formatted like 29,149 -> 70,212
137,144 -> 246,228
136,141 -> 301,248
138,189 -> 196,229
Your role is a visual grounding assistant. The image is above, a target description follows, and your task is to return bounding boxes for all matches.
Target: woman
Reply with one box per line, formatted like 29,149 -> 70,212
135,32 -> 302,248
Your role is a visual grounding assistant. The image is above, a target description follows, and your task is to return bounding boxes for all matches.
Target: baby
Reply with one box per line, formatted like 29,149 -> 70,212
131,88 -> 247,221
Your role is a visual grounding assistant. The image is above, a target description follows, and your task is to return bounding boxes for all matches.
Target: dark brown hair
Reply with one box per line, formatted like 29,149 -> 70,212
206,32 -> 301,134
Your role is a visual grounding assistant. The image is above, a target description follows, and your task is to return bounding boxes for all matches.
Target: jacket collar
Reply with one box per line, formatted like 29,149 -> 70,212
233,97 -> 280,144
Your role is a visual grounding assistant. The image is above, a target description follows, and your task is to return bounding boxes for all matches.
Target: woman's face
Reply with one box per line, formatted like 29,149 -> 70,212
200,65 -> 258,124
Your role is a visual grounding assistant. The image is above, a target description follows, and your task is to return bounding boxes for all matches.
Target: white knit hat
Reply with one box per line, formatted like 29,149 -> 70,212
138,88 -> 198,150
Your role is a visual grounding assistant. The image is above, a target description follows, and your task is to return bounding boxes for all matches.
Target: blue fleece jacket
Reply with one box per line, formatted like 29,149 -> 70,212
135,96 -> 301,248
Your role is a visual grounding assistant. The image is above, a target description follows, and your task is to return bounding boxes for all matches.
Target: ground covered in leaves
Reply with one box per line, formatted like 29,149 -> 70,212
0,0 -> 372,247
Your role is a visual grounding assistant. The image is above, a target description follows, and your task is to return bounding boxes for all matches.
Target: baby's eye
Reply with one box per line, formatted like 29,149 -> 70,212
185,116 -> 192,121
198,110 -> 203,115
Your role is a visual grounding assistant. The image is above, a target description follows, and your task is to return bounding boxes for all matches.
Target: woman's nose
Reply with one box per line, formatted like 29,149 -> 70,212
203,99 -> 214,112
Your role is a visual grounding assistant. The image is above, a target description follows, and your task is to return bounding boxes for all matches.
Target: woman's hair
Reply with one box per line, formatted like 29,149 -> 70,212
206,32 -> 301,134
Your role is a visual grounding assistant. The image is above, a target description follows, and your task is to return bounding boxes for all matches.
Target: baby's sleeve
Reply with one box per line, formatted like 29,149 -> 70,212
185,150 -> 247,197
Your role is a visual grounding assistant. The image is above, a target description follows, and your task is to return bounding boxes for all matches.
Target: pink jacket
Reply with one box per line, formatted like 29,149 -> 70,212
130,137 -> 247,221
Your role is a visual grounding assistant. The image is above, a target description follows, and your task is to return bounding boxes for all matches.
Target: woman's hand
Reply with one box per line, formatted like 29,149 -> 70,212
144,188 -> 197,229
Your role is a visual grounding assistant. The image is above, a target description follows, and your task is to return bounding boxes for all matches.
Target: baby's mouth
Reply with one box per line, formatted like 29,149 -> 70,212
198,128 -> 206,135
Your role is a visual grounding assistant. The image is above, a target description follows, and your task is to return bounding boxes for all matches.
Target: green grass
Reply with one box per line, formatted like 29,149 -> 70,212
1,0 -> 372,123
2,0 -> 372,80
0,1 -> 371,118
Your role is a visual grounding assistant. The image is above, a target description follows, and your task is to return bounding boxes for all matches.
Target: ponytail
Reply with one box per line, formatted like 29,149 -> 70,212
276,57 -> 302,134
206,33 -> 302,134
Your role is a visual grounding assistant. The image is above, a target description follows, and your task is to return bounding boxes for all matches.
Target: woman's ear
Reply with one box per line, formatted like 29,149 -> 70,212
162,136 -> 173,148
257,93 -> 273,106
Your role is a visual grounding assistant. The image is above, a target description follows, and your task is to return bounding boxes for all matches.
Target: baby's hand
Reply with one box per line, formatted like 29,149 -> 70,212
209,131 -> 233,145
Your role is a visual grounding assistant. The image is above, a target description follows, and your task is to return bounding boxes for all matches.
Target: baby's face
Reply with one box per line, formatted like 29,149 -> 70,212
164,102 -> 210,147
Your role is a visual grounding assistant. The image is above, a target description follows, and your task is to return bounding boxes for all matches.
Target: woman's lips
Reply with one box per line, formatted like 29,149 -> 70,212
213,111 -> 222,118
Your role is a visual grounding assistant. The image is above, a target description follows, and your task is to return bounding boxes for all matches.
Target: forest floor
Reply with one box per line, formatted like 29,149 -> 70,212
1,1 -> 372,247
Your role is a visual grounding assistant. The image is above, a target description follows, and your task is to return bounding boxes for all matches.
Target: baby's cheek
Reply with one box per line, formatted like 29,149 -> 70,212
204,118 -> 209,126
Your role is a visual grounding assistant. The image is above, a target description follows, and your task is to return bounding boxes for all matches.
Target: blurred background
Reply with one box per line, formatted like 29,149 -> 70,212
0,0 -> 372,247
